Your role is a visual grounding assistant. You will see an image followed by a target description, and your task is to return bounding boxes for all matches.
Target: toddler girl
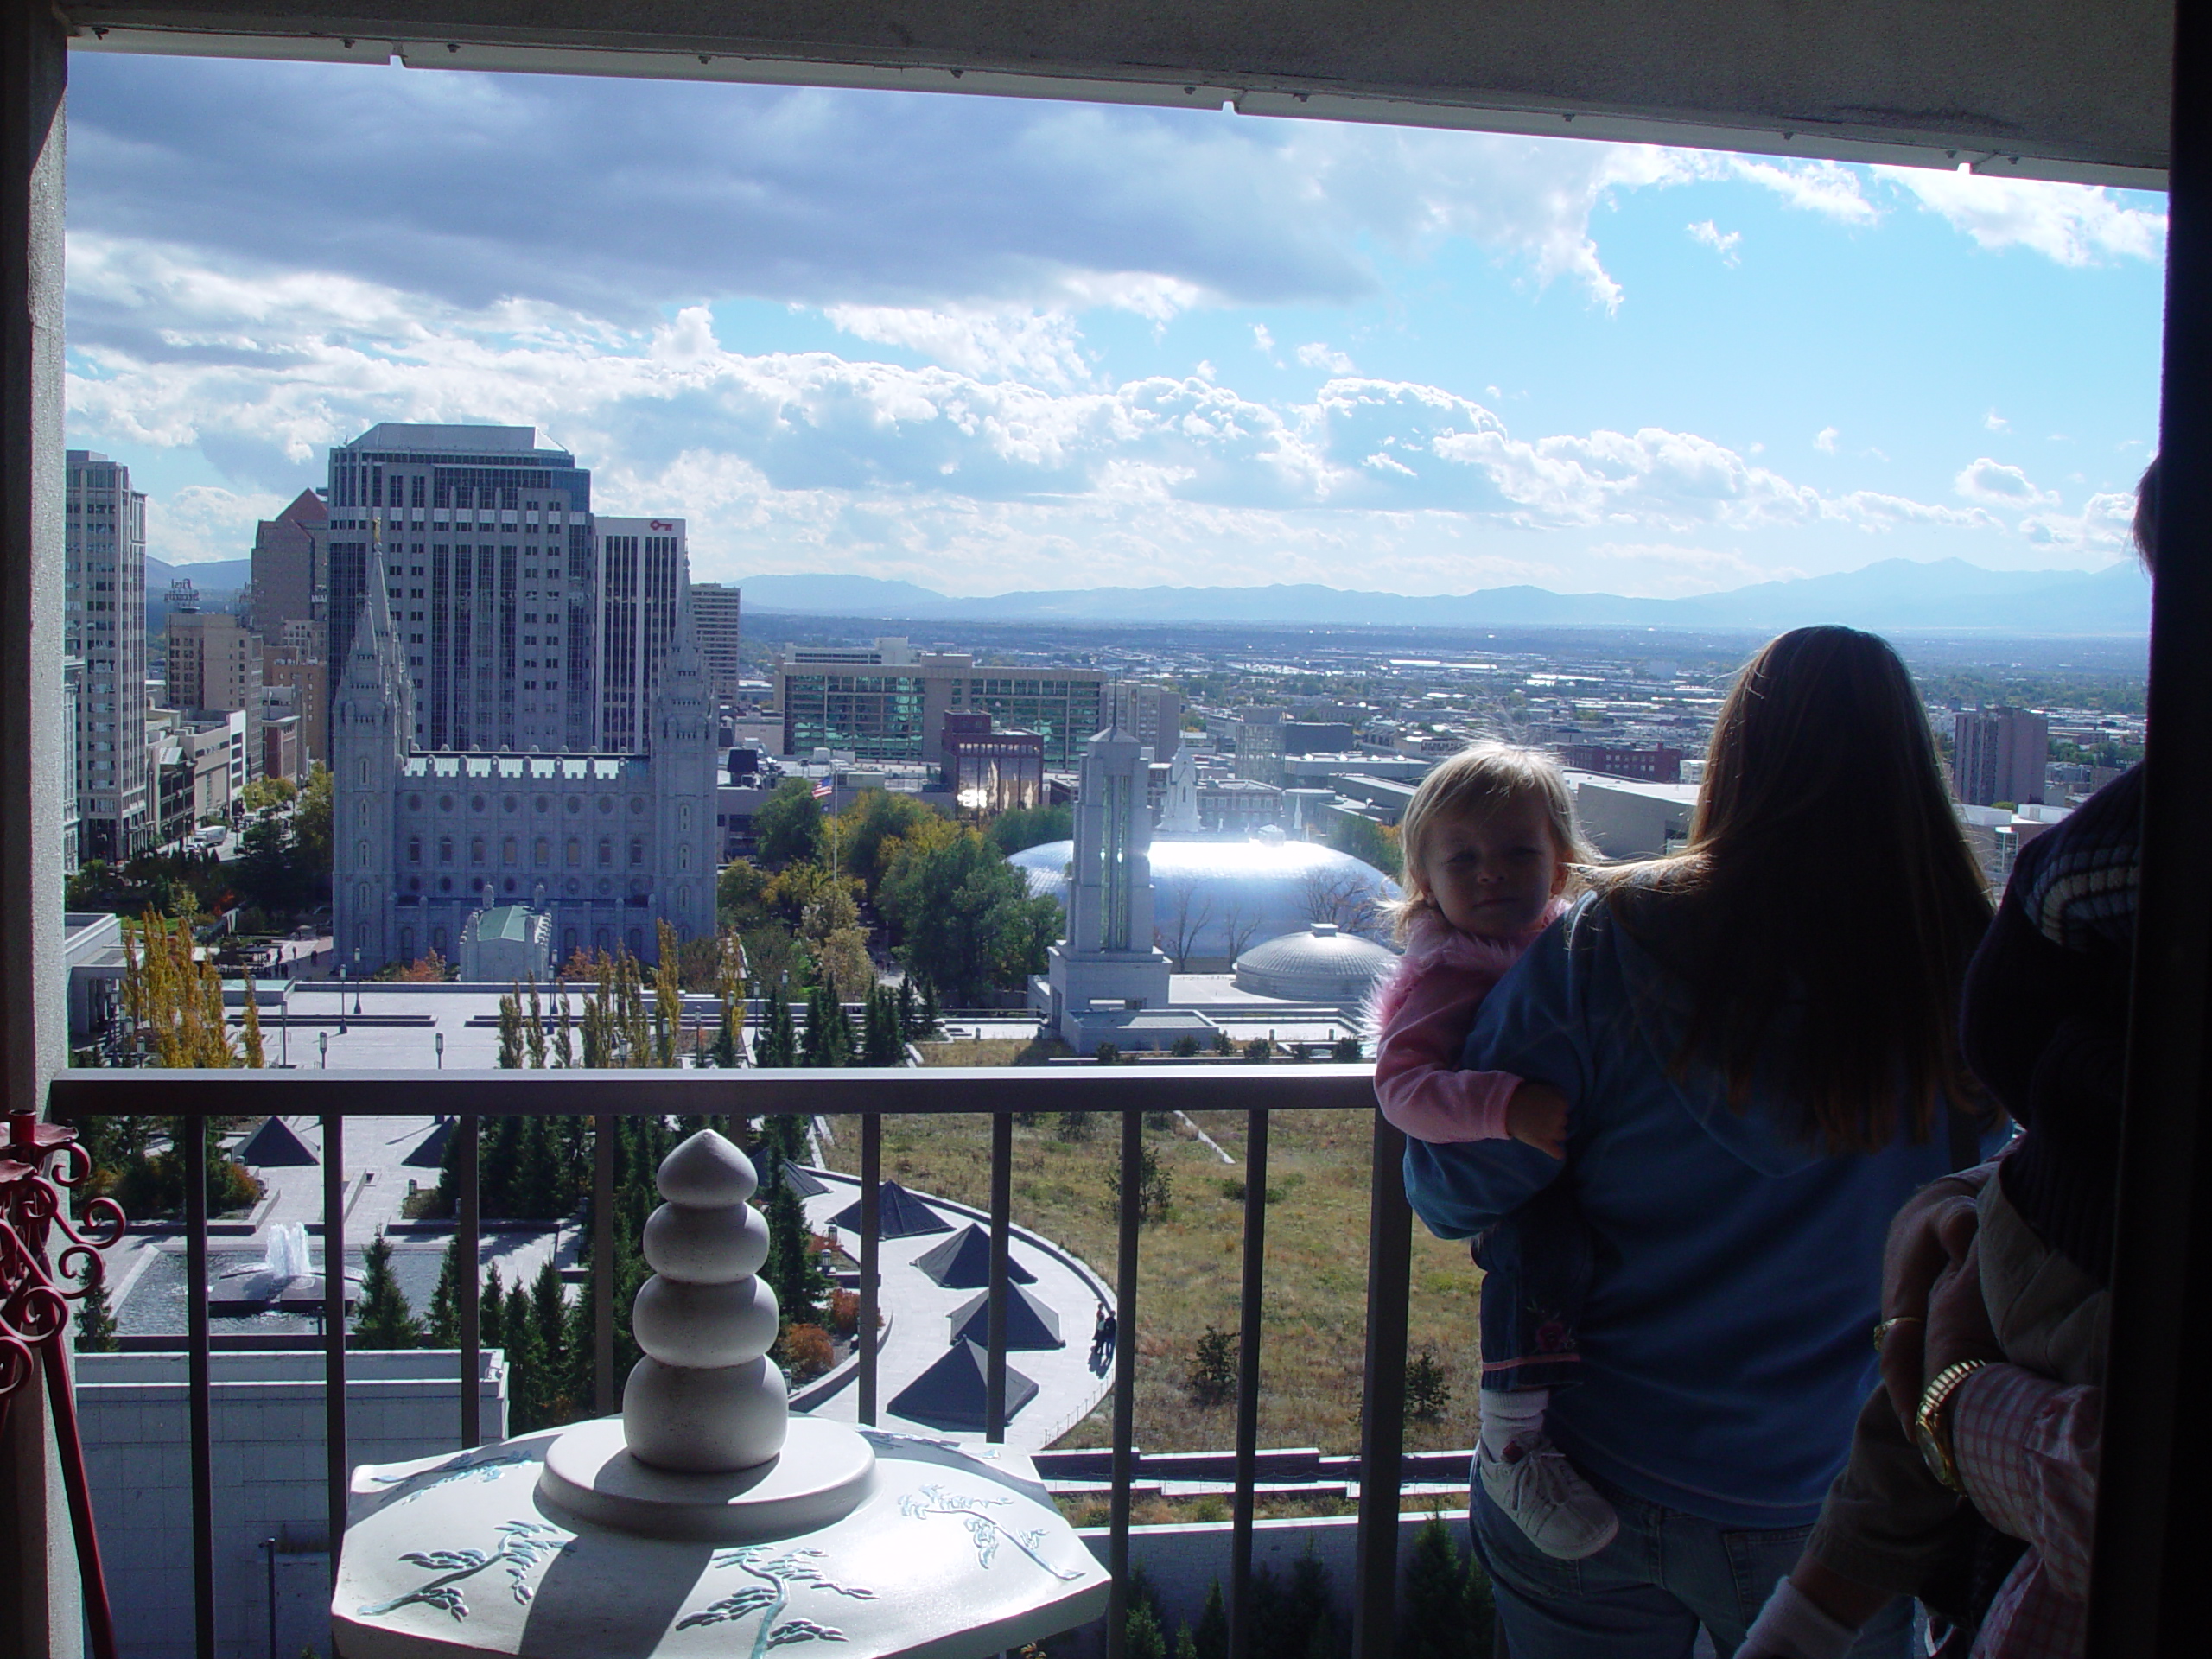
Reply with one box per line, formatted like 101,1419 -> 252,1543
1368,742 -> 1617,1560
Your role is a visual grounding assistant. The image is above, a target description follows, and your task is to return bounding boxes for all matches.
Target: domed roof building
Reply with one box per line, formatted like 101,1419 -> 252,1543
1010,829 -> 1402,970
1233,924 -> 1399,1004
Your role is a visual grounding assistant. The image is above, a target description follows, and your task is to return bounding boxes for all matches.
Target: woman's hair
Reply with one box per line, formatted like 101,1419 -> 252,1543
2135,454 -> 2161,575
1599,626 -> 1993,1154
1392,741 -> 1595,940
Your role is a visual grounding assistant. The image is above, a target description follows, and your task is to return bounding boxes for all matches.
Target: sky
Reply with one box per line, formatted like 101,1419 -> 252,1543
64,53 -> 2170,599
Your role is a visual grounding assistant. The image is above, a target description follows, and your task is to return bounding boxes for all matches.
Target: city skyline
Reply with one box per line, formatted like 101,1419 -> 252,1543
66,54 -> 2167,600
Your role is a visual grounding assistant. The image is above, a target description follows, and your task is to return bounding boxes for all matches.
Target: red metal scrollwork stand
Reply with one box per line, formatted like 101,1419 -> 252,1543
1,1111 -> 124,1659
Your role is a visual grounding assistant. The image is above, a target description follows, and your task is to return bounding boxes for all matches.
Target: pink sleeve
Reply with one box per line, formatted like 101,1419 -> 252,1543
1372,963 -> 1520,1143
1950,1364 -> 2101,1601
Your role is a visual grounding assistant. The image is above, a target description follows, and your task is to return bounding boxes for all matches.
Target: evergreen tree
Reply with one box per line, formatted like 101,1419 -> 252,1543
423,1236 -> 460,1347
1399,1516 -> 1494,1659
515,1116 -> 563,1217
497,988 -> 524,1069
896,977 -> 919,1039
353,1236 -> 422,1349
524,977 -> 549,1068
919,976 -> 940,1036
531,1257 -> 569,1393
1192,1580 -> 1229,1659
1125,1605 -> 1166,1659
75,1279 -> 118,1352
504,1281 -> 547,1430
862,985 -> 905,1065
754,990 -> 797,1067
762,1179 -> 826,1328
480,1264 -> 506,1352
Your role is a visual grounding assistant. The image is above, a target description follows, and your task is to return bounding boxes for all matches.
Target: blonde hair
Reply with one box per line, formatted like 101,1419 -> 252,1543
1392,742 -> 1594,940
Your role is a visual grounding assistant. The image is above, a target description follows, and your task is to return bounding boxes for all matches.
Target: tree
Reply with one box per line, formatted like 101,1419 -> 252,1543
76,1280 -> 118,1352
497,989 -> 524,1069
1189,1325 -> 1236,1407
800,984 -> 854,1069
716,857 -> 773,933
877,820 -> 1063,1006
1158,875 -> 1215,969
1326,811 -> 1403,879
861,985 -> 905,1065
753,990 -> 798,1068
835,790 -> 943,895
1192,1580 -> 1229,1659
1406,1348 -> 1452,1421
986,803 -> 1072,856
1107,1140 -> 1173,1223
653,920 -> 683,1067
1399,1516 -> 1495,1659
762,1179 -> 826,1328
354,1237 -> 422,1349
753,779 -> 825,868
423,1237 -> 460,1346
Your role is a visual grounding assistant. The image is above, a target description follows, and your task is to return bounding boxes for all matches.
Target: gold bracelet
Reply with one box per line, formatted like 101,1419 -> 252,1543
1873,1315 -> 1923,1353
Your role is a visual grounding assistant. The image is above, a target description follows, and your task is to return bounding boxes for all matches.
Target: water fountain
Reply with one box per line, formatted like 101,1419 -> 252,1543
210,1220 -> 357,1314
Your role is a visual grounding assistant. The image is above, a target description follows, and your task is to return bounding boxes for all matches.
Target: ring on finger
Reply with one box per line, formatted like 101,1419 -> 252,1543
1874,1315 -> 1923,1352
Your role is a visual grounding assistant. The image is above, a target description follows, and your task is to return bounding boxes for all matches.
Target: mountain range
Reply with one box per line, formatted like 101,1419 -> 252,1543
731,558 -> 2150,636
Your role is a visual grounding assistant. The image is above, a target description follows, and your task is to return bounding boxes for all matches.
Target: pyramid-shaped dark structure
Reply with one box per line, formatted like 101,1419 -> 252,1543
888,1339 -> 1038,1432
400,1116 -> 454,1169
946,1285 -> 1064,1351
234,1116 -> 319,1167
760,1158 -> 829,1199
912,1223 -> 1037,1289
829,1180 -> 951,1240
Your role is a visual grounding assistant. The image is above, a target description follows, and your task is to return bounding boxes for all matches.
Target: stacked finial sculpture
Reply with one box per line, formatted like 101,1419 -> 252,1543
624,1130 -> 785,1471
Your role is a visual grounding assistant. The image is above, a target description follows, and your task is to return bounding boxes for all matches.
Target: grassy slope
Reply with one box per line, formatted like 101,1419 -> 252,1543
823,1060 -> 1485,1459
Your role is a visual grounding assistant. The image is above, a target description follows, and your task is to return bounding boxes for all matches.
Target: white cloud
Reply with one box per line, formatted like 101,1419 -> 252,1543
1251,324 -> 1275,354
1725,158 -> 1880,226
144,483 -> 288,566
1587,542 -> 1802,598
1687,220 -> 1742,265
1985,410 -> 2010,432
1955,457 -> 2059,508
822,304 -> 1091,387
1296,342 -> 1357,374
1878,168 -> 2166,266
1815,427 -> 1840,454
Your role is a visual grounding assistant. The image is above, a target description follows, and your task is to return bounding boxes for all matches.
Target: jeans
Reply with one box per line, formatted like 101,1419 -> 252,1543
1475,1177 -> 1593,1394
1471,1464 -> 1923,1658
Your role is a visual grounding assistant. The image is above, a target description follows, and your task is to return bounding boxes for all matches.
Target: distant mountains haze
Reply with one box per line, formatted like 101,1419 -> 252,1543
731,557 -> 2152,636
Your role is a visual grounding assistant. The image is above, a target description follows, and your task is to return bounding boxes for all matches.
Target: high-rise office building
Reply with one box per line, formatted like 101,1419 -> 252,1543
594,518 -> 687,753
774,638 -> 1109,766
249,487 -> 328,642
690,582 -> 742,709
166,610 -> 264,716
1954,706 -> 2050,806
65,450 -> 150,862
324,424 -> 596,753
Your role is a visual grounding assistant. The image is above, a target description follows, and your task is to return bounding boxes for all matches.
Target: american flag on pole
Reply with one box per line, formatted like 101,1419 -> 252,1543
812,779 -> 834,800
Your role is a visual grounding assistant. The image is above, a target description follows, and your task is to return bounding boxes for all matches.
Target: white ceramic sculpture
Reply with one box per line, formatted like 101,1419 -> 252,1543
535,1129 -> 874,1543
624,1130 -> 785,1470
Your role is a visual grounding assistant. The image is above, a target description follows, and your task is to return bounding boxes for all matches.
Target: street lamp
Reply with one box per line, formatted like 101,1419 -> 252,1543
338,966 -> 348,1035
318,1030 -> 328,1068
353,949 -> 363,1014
435,1031 -> 444,1070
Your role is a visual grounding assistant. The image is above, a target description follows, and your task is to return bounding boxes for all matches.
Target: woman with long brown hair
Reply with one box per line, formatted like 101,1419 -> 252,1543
1406,625 -> 1995,1657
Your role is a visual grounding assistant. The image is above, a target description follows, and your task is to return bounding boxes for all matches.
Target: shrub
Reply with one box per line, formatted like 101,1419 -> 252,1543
1332,1035 -> 1363,1062
829,1287 -> 861,1336
1189,1325 -> 1237,1407
779,1322 -> 836,1382
1055,1109 -> 1096,1142
1169,1035 -> 1202,1058
1400,1515 -> 1496,1658
1107,1142 -> 1173,1223
1243,1038 -> 1273,1062
1406,1349 -> 1452,1422
1094,1042 -> 1120,1065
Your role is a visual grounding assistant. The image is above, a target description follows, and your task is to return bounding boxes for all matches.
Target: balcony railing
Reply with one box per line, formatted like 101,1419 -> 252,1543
49,1063 -> 1412,1659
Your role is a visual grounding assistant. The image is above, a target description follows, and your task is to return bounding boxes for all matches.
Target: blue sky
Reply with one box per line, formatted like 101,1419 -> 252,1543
64,53 -> 2167,598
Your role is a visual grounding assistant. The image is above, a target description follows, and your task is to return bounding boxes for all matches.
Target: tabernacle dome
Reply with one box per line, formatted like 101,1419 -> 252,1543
1233,924 -> 1399,1003
1011,831 -> 1401,969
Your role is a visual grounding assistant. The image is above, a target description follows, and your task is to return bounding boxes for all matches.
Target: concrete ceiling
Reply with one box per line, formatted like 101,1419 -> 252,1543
66,2 -> 2171,187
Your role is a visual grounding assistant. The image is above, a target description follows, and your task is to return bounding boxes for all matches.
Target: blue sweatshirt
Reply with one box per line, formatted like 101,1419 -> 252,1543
1402,893 -> 1968,1530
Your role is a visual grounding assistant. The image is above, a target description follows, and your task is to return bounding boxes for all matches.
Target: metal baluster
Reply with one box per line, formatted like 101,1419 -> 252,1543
1107,1107 -> 1141,1659
184,1119 -> 215,1659
859,1113 -> 881,1425
458,1114 -> 480,1448
1229,1108 -> 1269,1659
322,1114 -> 346,1577
1352,1114 -> 1413,1657
594,1113 -> 614,1413
985,1109 -> 1012,1442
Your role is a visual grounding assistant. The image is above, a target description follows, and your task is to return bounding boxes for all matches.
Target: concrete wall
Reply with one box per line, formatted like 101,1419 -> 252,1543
76,1350 -> 507,1659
